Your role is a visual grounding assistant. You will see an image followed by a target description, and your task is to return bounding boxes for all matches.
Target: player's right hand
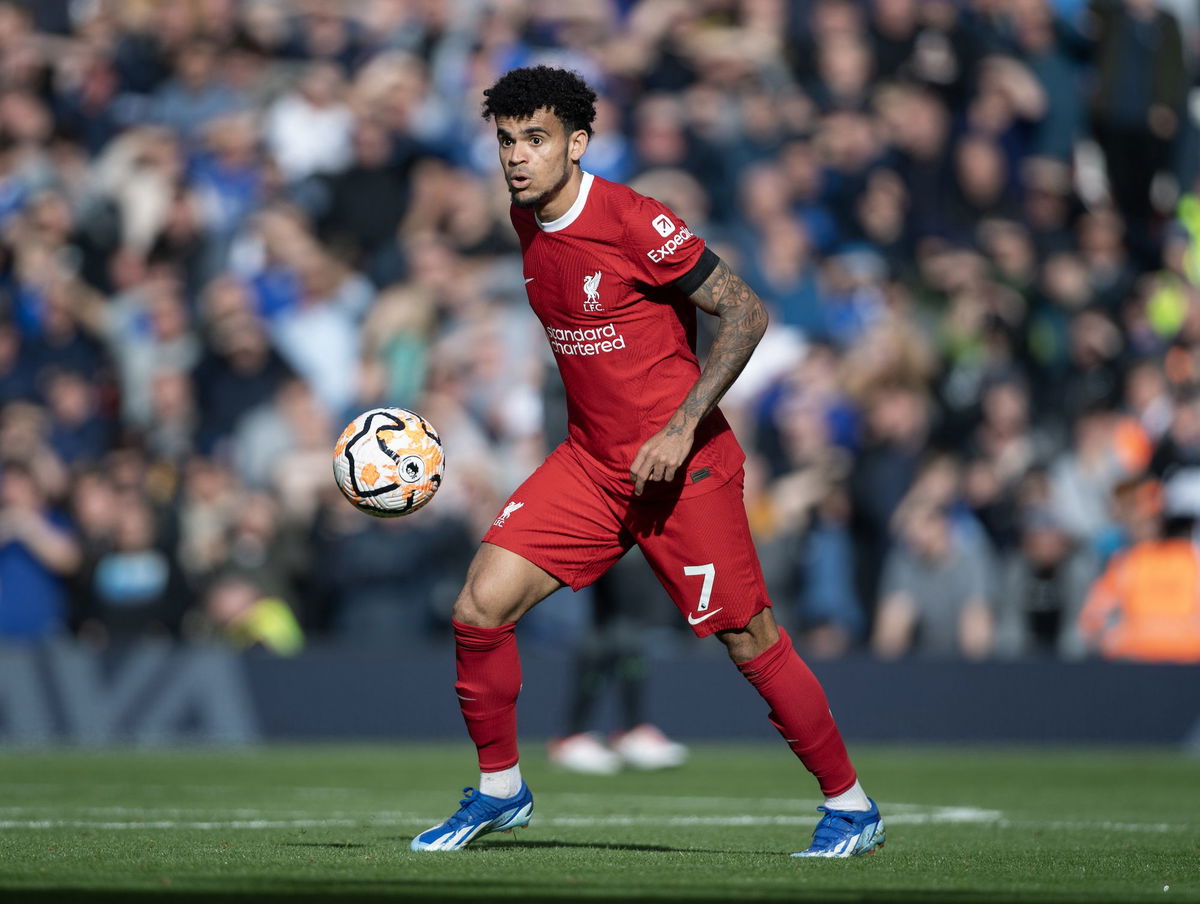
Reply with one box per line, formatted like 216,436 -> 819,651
629,421 -> 695,496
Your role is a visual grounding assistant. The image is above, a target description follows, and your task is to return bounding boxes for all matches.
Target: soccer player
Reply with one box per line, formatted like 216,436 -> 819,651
411,66 -> 884,857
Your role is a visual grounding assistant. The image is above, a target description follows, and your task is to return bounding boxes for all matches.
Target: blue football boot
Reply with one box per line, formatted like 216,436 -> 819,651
791,798 -> 885,858
410,783 -> 534,851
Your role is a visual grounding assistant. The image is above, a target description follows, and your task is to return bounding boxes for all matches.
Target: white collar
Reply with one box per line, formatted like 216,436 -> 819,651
535,171 -> 594,233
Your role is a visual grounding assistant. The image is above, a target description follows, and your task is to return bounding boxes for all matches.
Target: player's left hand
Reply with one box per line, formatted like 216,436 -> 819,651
630,421 -> 695,496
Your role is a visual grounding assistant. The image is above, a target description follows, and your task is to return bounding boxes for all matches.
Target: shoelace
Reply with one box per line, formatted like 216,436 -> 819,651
808,807 -> 858,848
445,787 -> 490,826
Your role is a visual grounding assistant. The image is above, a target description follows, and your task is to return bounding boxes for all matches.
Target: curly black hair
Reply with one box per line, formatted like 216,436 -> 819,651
481,66 -> 598,137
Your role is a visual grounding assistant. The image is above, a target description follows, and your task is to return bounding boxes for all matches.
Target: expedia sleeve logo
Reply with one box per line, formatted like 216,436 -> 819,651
647,226 -> 695,263
652,214 -> 675,237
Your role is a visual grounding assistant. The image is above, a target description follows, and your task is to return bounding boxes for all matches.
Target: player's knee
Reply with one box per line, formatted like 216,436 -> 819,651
452,569 -> 523,627
452,583 -> 504,628
452,543 -> 562,627
717,630 -> 761,663
716,608 -> 779,663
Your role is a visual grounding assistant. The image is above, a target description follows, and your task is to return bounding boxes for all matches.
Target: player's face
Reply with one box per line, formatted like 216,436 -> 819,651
495,109 -> 586,214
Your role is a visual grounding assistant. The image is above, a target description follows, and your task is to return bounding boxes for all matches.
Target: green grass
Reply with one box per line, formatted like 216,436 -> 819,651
0,743 -> 1196,903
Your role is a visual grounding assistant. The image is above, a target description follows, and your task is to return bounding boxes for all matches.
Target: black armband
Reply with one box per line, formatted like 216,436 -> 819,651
673,247 -> 720,296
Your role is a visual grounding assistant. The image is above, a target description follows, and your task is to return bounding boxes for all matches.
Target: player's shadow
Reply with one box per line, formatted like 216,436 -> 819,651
282,841 -> 370,849
379,835 -> 747,855
476,838 -> 740,855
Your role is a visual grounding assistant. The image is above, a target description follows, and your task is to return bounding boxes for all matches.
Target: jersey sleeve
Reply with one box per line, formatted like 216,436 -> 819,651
622,194 -> 706,289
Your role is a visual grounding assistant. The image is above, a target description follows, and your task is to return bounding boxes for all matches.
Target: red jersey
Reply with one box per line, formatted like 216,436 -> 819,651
511,172 -> 745,500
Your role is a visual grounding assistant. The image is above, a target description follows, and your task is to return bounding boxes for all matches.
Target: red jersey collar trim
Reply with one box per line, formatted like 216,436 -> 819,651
535,171 -> 594,233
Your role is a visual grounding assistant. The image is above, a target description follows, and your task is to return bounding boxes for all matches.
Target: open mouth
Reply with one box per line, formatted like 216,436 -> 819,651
508,174 -> 531,191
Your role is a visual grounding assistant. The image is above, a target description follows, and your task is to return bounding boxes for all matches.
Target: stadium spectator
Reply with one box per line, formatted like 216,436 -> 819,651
150,37 -> 243,142
1077,473 -> 1200,662
142,368 -> 198,465
994,488 -> 1098,658
356,285 -> 436,409
175,455 -> 241,585
867,0 -> 920,82
287,5 -> 366,73
947,133 -> 1021,237
1077,207 -> 1138,315
1089,0 -> 1188,254
312,119 -> 421,270
73,494 -> 189,645
190,111 -> 268,258
92,266 -> 201,431
872,498 -> 995,659
309,485 -> 473,642
0,322 -> 37,406
0,459 -> 79,641
232,377 -> 333,524
849,382 -> 933,619
264,62 -> 354,184
191,311 -> 294,454
1011,0 -> 1090,163
42,368 -> 111,466
967,376 -> 1045,504
200,572 -> 304,656
1049,407 -> 1149,548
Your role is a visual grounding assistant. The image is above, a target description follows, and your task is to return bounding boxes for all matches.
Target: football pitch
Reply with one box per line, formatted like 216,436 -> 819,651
0,744 -> 1196,903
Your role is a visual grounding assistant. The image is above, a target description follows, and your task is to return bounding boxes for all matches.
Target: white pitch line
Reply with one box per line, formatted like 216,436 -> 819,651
0,809 -> 1000,832
0,789 -> 899,806
998,819 -> 1188,834
0,801 -> 1190,830
0,804 -> 1001,823
541,813 -> 998,828
0,807 -> 331,818
0,819 -> 364,830
0,804 -> 1193,835
0,814 -> 991,831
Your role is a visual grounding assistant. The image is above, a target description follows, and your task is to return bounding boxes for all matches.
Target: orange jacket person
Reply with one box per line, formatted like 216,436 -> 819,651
1078,526 -> 1200,663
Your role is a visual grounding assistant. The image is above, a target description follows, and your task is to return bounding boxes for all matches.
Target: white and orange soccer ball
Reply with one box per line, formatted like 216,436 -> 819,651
332,407 -> 444,517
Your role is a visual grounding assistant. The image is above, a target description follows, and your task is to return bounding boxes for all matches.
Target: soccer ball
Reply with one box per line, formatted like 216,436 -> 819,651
332,407 -> 444,517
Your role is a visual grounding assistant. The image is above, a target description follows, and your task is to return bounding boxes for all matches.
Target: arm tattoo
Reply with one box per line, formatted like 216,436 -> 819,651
669,259 -> 769,433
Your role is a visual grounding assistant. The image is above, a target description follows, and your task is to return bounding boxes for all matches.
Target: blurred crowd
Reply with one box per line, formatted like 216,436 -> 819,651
1,0 -> 1199,662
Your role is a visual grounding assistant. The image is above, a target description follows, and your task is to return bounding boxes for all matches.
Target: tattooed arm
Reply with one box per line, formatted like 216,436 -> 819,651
629,258 -> 769,495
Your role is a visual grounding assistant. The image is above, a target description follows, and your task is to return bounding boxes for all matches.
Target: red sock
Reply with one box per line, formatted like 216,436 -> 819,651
736,626 -> 857,796
453,619 -> 521,771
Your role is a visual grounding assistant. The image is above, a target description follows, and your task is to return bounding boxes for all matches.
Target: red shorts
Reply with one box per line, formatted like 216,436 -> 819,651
482,442 -> 770,637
